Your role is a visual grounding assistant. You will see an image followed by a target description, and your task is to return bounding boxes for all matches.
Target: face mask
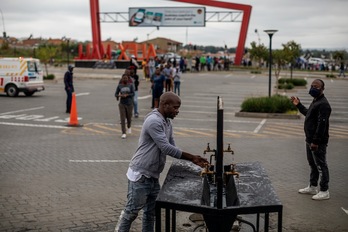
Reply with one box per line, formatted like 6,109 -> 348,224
309,87 -> 321,98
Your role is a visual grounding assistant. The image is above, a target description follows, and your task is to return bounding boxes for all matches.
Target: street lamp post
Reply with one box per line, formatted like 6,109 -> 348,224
0,8 -> 7,39
264,29 -> 278,97
62,36 -> 70,68
66,39 -> 70,66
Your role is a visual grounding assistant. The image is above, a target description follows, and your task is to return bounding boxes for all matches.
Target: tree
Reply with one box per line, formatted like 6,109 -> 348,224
249,41 -> 268,68
272,49 -> 288,94
282,40 -> 301,79
36,45 -> 58,77
333,51 -> 345,62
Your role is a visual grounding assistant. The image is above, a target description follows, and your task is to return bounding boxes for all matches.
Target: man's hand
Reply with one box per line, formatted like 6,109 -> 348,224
290,96 -> 300,106
190,155 -> 209,168
310,143 -> 319,151
181,152 -> 209,168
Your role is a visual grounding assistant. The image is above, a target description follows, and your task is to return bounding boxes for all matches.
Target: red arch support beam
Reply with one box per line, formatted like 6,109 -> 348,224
90,0 -> 102,59
171,0 -> 252,65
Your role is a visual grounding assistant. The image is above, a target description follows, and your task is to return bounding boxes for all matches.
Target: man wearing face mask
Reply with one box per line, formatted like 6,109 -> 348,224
291,79 -> 331,200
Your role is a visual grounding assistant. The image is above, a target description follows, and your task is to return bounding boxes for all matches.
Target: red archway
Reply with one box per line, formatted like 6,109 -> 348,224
171,0 -> 252,65
88,0 -> 252,65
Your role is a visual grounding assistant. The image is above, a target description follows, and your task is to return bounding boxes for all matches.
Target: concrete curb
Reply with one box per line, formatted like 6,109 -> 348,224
235,111 -> 301,119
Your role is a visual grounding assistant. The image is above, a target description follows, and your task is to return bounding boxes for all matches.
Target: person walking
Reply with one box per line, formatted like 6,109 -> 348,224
114,92 -> 208,232
291,79 -> 331,200
115,74 -> 135,139
64,65 -> 74,113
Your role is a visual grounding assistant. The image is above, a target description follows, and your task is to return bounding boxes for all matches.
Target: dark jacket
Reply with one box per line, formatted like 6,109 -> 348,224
296,94 -> 331,144
64,71 -> 74,91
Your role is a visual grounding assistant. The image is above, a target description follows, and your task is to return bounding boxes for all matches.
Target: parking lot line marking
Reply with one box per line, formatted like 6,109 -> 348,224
75,92 -> 90,96
0,122 -> 71,129
139,95 -> 152,100
0,106 -> 45,115
254,119 -> 267,133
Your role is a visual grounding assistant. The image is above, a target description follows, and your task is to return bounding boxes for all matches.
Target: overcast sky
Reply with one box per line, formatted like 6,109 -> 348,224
1,0 -> 347,50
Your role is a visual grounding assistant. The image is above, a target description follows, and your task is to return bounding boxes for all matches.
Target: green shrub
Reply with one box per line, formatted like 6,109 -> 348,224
44,74 -> 55,80
251,70 -> 261,74
241,95 -> 297,113
278,78 -> 286,84
291,78 -> 307,86
277,78 -> 307,86
326,74 -> 336,78
278,83 -> 295,89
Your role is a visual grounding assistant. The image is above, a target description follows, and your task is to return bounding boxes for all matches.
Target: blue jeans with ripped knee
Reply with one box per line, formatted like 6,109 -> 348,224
115,176 -> 160,232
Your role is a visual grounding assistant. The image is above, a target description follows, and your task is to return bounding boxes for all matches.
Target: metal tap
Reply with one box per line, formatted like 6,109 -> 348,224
203,143 -> 214,154
223,143 -> 234,154
200,163 -> 214,177
224,163 -> 239,178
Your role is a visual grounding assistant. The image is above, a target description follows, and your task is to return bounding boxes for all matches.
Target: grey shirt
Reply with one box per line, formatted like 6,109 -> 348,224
129,109 -> 182,179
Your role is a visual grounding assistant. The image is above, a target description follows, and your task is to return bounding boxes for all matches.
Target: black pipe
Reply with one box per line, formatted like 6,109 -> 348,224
216,96 -> 224,209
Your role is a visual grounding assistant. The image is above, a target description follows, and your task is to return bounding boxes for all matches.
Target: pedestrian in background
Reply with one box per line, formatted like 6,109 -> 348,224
291,79 -> 331,200
129,68 -> 139,118
338,62 -> 346,77
163,63 -> 173,92
115,74 -> 135,139
150,66 -> 165,108
173,65 -> 181,96
64,65 -> 74,113
148,57 -> 156,81
129,55 -> 139,74
115,92 -> 208,232
141,58 -> 148,80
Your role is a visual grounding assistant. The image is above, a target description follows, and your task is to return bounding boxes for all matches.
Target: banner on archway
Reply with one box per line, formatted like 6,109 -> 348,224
129,7 -> 206,27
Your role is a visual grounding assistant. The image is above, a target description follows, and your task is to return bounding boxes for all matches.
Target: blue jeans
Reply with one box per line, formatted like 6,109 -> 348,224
116,176 -> 160,232
306,143 -> 329,191
174,82 -> 180,96
133,91 -> 138,115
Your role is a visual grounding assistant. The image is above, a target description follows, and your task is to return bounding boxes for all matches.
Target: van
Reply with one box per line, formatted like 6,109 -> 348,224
0,57 -> 45,97
308,57 -> 326,65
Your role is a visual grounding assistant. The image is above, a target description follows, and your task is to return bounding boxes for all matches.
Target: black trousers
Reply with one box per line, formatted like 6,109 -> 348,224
65,89 -> 72,113
306,143 -> 330,191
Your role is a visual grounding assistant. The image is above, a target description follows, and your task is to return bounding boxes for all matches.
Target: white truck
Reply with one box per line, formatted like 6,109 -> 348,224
0,57 -> 45,97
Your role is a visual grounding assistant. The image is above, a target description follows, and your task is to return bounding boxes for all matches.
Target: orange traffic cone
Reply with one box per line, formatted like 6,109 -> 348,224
67,92 -> 83,127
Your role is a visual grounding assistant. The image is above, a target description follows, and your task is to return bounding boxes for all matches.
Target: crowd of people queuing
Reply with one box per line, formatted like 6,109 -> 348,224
115,55 -> 183,139
115,53 -> 234,138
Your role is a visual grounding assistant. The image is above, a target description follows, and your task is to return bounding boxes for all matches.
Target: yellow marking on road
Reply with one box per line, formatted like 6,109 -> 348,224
179,128 -> 215,137
94,124 -> 121,132
61,128 -> 84,135
83,126 -> 109,135
173,131 -> 192,136
262,131 -> 298,138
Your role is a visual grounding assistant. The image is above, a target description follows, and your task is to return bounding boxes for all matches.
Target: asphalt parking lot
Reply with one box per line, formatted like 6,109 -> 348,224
0,67 -> 348,231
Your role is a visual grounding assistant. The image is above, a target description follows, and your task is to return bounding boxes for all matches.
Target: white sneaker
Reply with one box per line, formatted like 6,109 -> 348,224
298,185 -> 318,195
312,190 -> 330,200
121,134 -> 126,139
127,128 -> 132,134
